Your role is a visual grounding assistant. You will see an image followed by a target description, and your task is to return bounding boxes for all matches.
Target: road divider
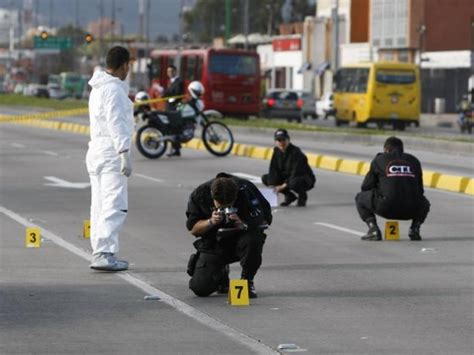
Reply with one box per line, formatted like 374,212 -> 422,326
5,119 -> 473,196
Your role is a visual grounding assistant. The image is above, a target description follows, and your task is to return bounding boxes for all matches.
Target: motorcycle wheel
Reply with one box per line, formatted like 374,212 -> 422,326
201,121 -> 234,157
136,125 -> 168,159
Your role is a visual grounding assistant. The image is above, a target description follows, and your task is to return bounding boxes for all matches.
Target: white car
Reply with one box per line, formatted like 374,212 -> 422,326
315,92 -> 336,119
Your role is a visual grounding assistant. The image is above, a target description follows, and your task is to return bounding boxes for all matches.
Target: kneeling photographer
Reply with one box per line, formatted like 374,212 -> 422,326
186,172 -> 272,298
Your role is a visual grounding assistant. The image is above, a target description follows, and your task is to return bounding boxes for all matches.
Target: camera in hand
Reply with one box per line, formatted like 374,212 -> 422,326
216,207 -> 241,241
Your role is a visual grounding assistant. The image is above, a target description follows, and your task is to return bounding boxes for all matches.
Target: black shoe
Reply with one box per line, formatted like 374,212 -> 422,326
361,225 -> 382,241
297,192 -> 307,207
216,265 -> 230,294
247,280 -> 257,299
166,149 -> 181,157
280,192 -> 297,207
409,223 -> 422,241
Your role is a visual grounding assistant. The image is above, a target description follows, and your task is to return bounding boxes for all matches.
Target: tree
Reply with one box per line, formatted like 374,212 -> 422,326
183,0 -> 315,43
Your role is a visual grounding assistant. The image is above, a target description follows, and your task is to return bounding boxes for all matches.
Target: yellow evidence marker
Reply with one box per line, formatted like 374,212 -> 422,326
83,220 -> 91,239
229,279 -> 250,306
385,221 -> 400,241
25,227 -> 41,248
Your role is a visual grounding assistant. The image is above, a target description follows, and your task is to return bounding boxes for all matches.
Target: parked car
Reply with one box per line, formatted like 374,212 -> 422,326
296,91 -> 318,119
261,89 -> 303,122
316,92 -> 336,119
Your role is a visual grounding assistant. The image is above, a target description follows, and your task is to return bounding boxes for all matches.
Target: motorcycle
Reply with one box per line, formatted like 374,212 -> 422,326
134,96 -> 234,159
458,110 -> 473,134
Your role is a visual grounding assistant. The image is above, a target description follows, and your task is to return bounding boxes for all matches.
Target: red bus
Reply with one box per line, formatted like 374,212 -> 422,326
148,48 -> 260,116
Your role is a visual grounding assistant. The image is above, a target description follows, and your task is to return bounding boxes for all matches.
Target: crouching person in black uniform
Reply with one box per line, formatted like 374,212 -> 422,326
186,172 -> 272,298
262,129 -> 316,207
355,136 -> 430,241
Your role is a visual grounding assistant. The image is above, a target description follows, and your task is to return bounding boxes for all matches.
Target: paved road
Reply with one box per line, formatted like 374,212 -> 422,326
1,124 -> 473,354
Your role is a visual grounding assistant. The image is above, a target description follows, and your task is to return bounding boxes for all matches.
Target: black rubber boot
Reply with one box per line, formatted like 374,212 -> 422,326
216,265 -> 230,294
361,220 -> 382,241
408,222 -> 422,241
280,191 -> 297,206
297,191 -> 307,207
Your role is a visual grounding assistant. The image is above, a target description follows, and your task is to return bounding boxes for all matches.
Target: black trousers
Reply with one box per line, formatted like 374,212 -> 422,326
355,190 -> 430,224
189,231 -> 265,297
261,174 -> 314,195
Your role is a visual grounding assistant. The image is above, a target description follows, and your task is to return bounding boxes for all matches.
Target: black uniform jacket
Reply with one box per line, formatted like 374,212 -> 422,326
362,151 -> 425,219
164,77 -> 184,111
267,143 -> 316,186
186,173 -> 273,240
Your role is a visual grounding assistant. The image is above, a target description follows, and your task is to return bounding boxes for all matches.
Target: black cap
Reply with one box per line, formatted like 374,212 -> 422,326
274,128 -> 290,140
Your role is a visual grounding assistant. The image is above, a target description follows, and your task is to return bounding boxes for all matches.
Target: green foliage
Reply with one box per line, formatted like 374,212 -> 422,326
0,94 -> 88,110
184,0 -> 315,43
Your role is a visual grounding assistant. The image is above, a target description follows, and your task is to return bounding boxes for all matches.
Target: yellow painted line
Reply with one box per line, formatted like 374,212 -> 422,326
319,155 -> 342,171
306,153 -> 322,168
464,179 -> 474,195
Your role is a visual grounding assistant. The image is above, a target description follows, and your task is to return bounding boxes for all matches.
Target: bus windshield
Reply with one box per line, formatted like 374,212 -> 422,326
376,70 -> 416,84
209,54 -> 257,76
334,68 -> 369,93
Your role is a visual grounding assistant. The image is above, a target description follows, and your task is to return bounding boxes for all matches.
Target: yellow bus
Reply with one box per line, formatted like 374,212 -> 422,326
333,62 -> 420,130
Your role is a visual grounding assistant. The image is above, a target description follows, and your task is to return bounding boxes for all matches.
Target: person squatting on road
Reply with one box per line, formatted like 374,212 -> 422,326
355,136 -> 431,241
86,46 -> 133,271
186,173 -> 273,298
261,129 -> 316,207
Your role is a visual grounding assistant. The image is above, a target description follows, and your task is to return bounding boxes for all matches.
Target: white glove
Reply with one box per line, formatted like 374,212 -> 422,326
120,152 -> 132,177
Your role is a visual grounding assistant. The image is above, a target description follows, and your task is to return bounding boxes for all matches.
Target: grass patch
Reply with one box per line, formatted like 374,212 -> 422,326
0,94 -> 88,110
220,117 -> 474,144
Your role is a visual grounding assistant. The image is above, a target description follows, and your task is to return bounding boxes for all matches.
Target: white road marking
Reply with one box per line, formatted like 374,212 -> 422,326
231,172 -> 262,184
314,222 -> 365,237
44,176 -> 90,189
42,150 -> 59,156
11,143 -> 26,148
0,205 -> 278,355
134,173 -> 165,184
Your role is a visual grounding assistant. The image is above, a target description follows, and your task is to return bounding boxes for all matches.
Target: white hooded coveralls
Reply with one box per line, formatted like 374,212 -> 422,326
86,71 -> 133,255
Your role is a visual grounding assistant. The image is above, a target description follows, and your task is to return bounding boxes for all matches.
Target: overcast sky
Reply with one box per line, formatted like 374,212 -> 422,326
0,0 -> 189,37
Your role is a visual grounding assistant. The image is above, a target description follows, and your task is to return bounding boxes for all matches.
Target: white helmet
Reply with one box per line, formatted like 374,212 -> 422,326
188,81 -> 204,99
135,91 -> 149,103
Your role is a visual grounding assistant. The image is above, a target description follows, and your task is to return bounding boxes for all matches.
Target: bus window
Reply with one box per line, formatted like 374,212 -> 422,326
376,70 -> 416,84
209,54 -> 257,76
149,59 -> 161,80
334,68 -> 369,93
196,56 -> 203,80
186,56 -> 197,81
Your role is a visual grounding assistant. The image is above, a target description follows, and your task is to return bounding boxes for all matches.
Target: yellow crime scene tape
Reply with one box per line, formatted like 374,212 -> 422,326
0,94 -> 186,123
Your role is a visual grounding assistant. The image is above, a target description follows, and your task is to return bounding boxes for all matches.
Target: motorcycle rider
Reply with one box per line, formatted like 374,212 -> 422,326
163,64 -> 185,157
86,46 -> 133,271
186,173 -> 272,299
457,94 -> 472,132
355,136 -> 430,241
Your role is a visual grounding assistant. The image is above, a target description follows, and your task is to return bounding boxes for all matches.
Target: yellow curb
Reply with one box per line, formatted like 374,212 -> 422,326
250,146 -> 272,160
423,170 -> 441,188
435,174 -> 470,193
306,153 -> 322,168
235,144 -> 250,156
319,155 -> 342,171
464,179 -> 474,195
359,162 -> 371,175
338,159 -> 364,175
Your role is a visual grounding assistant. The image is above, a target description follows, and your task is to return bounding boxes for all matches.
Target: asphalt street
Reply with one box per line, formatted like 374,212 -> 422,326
0,123 -> 473,354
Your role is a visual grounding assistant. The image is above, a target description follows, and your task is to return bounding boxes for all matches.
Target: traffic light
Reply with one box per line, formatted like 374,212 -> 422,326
85,33 -> 94,44
40,31 -> 49,40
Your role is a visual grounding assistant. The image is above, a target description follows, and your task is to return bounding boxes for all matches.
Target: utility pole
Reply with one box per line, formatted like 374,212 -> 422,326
331,0 -> 339,71
75,0 -> 79,28
49,0 -> 52,28
225,0 -> 231,43
243,0 -> 249,50
99,0 -> 104,64
177,0 -> 185,76
111,0 -> 116,40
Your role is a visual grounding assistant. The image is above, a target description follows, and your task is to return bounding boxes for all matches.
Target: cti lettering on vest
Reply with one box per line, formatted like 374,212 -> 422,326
386,161 -> 415,177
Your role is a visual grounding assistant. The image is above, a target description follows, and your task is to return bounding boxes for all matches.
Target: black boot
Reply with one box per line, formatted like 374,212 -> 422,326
409,222 -> 422,241
297,191 -> 307,207
166,148 -> 181,157
361,219 -> 382,241
216,265 -> 230,294
280,191 -> 297,206
241,272 -> 257,298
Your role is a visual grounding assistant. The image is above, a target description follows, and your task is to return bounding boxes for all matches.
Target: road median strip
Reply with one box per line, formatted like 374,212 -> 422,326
5,119 -> 473,196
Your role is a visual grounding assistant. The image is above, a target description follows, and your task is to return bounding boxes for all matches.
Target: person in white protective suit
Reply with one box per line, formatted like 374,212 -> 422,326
86,46 -> 133,271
